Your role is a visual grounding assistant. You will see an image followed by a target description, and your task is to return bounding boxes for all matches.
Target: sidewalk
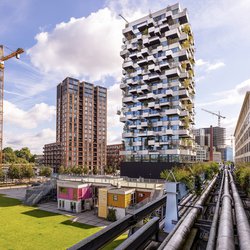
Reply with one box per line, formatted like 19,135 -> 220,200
38,202 -> 111,227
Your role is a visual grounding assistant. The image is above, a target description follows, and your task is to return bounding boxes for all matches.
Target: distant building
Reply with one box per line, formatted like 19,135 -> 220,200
43,142 -> 62,172
224,146 -> 233,162
195,144 -> 207,162
107,144 -> 124,169
56,77 -> 107,173
193,128 -> 205,147
34,155 -> 44,166
235,91 -> 250,163
194,126 -> 226,161
207,147 -> 221,163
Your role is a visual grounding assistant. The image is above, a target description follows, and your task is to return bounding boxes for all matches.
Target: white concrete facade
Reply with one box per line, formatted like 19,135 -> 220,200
120,3 -> 196,163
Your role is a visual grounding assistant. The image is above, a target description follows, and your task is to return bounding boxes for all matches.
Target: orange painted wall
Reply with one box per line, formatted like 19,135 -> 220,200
136,191 -> 151,203
107,193 -> 132,208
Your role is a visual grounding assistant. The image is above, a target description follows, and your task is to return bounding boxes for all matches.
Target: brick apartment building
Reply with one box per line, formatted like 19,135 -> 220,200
43,142 -> 62,172
56,77 -> 107,173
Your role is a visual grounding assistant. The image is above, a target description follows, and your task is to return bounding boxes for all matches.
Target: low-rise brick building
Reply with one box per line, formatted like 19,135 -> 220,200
43,142 -> 62,172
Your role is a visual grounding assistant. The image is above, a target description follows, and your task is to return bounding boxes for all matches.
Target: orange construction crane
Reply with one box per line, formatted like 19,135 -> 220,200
0,45 -> 24,164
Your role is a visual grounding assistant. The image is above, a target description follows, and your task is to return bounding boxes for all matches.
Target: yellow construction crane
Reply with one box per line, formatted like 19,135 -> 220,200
0,45 -> 24,164
201,108 -> 226,127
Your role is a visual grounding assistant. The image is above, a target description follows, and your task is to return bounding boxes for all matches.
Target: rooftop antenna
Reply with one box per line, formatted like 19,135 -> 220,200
119,14 -> 129,23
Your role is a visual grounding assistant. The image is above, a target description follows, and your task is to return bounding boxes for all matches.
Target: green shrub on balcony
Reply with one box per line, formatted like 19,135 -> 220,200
182,24 -> 191,34
182,40 -> 191,49
183,78 -> 190,89
188,69 -> 194,77
142,28 -> 148,36
181,62 -> 187,70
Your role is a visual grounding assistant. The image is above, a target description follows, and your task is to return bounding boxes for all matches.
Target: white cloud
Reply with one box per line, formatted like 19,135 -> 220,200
28,8 -> 124,82
206,62 -> 225,71
107,83 -> 123,144
196,58 -> 225,72
4,100 -> 56,129
4,128 -> 56,154
197,78 -> 250,107
196,59 -> 208,67
195,76 -> 205,83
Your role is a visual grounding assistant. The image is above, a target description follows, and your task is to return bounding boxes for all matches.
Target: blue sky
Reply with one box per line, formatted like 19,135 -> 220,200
1,0 -> 250,153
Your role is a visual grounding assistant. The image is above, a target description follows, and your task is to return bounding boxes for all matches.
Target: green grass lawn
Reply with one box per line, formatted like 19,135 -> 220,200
0,195 -> 126,250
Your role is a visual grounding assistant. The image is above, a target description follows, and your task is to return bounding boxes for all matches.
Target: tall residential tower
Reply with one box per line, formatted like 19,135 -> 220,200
120,4 -> 195,177
56,77 -> 107,173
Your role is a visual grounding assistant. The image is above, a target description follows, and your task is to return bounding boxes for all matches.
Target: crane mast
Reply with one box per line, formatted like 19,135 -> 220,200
0,45 -> 24,164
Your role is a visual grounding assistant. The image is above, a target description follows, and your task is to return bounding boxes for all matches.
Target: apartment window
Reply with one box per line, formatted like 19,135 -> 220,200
59,187 -> 67,194
113,195 -> 118,201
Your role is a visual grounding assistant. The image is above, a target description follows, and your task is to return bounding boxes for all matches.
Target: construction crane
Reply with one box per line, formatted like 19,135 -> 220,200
0,45 -> 24,164
201,108 -> 226,127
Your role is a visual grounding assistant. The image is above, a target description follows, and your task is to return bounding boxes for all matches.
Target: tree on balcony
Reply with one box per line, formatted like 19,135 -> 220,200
188,69 -> 194,78
148,121 -> 153,130
181,40 -> 191,49
142,28 -> 148,36
183,116 -> 190,129
181,62 -> 187,70
182,24 -> 191,35
183,78 -> 190,89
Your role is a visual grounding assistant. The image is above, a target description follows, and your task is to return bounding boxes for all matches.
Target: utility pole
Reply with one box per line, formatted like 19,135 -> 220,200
0,45 -> 24,164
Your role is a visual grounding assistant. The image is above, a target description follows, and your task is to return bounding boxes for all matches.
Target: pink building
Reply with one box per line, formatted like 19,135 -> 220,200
57,180 -> 92,213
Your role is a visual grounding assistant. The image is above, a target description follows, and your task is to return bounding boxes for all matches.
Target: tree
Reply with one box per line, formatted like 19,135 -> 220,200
83,166 -> 89,175
40,166 -> 52,177
21,165 -> 34,180
15,147 -> 32,162
58,166 -> 65,174
7,165 -> 21,181
64,167 -> 72,174
0,167 -> 5,182
3,147 -> 17,163
93,166 -> 98,175
104,166 -> 115,175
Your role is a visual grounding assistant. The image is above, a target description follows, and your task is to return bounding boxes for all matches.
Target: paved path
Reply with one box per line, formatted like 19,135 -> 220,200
0,186 -> 27,200
38,202 -> 111,227
0,187 -> 111,227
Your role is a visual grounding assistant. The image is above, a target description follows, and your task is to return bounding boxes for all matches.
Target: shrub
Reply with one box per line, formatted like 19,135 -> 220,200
107,208 -> 116,222
235,163 -> 250,196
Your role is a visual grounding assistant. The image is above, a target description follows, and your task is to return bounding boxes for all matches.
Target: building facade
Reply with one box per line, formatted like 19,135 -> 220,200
57,180 -> 92,213
235,91 -> 250,163
56,77 -> 107,173
195,144 -> 207,162
107,143 -> 124,169
43,142 -> 61,172
193,128 -> 205,147
120,4 -> 196,166
194,126 -> 226,161
224,146 -> 233,162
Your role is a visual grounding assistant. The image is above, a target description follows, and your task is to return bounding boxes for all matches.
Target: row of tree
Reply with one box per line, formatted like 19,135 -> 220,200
160,162 -> 219,195
0,165 -> 52,182
3,147 -> 36,164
